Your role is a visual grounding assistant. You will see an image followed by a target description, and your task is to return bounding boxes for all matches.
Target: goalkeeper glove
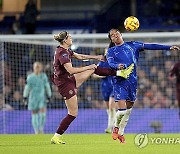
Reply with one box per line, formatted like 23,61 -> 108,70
23,97 -> 28,105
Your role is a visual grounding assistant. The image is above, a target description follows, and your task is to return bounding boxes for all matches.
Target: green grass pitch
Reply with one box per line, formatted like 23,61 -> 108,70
0,134 -> 179,154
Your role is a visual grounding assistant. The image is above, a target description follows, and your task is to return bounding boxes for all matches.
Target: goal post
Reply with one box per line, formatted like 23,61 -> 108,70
0,32 -> 180,134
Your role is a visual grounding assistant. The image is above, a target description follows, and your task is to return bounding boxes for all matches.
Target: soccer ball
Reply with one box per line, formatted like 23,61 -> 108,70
124,16 -> 140,31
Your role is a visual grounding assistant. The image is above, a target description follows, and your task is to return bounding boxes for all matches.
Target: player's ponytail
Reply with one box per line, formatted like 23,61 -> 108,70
108,41 -> 115,48
53,31 -> 68,44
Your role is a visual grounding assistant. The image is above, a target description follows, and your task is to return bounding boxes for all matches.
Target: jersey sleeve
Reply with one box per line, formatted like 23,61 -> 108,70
132,41 -> 144,51
144,43 -> 171,50
58,50 -> 71,65
106,48 -> 119,70
69,49 -> 74,56
43,74 -> 52,98
23,75 -> 31,98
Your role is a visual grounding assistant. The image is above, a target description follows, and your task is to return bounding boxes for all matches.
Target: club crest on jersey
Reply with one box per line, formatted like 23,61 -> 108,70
127,45 -> 133,52
62,53 -> 68,58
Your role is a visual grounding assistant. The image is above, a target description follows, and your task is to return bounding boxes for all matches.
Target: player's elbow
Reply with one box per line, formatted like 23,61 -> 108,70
77,55 -> 83,60
74,54 -> 83,60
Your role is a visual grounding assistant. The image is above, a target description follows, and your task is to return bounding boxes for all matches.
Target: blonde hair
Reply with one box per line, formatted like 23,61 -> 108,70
33,61 -> 42,67
33,62 -> 42,71
53,31 -> 68,44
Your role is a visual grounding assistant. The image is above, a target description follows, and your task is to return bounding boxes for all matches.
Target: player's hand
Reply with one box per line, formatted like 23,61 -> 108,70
170,46 -> 180,51
168,75 -> 175,81
118,64 -> 125,70
46,97 -> 51,103
23,97 -> 28,105
89,64 -> 97,70
96,55 -> 105,61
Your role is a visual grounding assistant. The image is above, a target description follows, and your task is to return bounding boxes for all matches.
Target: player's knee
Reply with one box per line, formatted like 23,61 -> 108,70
32,110 -> 38,114
68,109 -> 78,117
126,101 -> 134,109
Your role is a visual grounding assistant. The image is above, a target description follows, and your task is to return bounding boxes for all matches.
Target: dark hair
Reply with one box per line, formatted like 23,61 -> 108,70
54,31 -> 68,44
108,28 -> 121,40
108,41 -> 115,48
108,28 -> 121,48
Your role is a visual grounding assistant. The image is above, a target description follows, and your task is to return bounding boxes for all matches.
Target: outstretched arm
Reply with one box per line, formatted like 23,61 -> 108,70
64,62 -> 97,75
144,43 -> 180,51
73,52 -> 104,61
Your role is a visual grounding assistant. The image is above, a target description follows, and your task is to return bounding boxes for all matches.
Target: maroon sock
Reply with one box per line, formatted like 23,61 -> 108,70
56,114 -> 76,135
94,66 -> 116,76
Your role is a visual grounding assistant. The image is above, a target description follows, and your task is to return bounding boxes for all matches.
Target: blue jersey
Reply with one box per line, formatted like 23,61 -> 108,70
106,41 -> 171,102
107,41 -> 144,85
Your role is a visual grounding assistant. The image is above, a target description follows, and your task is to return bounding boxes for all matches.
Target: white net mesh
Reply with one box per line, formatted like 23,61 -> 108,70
0,32 -> 180,134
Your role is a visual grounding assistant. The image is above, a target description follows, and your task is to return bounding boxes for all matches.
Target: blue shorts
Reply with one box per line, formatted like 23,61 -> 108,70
113,82 -> 137,102
102,90 -> 113,101
101,85 -> 113,102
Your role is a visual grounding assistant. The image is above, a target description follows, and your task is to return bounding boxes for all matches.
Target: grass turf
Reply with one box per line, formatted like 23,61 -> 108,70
0,134 -> 179,154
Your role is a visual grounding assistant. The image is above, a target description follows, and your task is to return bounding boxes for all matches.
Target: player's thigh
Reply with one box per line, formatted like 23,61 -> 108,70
74,69 -> 94,88
109,96 -> 116,109
104,101 -> 109,109
32,110 -> 39,114
65,95 -> 78,117
39,107 -> 46,113
126,101 -> 134,109
116,100 -> 127,109
38,100 -> 47,112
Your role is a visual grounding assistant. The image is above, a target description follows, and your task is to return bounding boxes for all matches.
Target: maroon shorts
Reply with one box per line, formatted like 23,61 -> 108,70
57,76 -> 77,100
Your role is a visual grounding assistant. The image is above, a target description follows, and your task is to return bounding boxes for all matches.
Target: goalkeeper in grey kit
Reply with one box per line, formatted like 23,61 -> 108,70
23,62 -> 52,134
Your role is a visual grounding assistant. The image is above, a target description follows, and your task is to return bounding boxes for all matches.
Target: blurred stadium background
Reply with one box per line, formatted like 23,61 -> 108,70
0,0 -> 180,134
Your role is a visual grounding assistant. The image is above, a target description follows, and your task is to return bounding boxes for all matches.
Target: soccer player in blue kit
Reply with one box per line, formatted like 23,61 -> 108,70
107,29 -> 180,143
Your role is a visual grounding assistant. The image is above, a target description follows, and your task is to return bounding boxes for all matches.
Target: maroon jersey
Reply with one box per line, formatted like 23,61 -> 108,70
52,46 -> 74,86
170,61 -> 180,84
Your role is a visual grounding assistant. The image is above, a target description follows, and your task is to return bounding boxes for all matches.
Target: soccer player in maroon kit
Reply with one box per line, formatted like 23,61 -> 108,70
169,61 -> 180,119
50,31 -> 134,144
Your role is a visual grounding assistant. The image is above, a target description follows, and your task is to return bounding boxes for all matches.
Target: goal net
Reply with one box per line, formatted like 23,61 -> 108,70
0,32 -> 180,134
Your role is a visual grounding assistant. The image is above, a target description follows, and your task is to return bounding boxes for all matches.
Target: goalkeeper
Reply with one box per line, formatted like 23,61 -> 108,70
23,62 -> 52,134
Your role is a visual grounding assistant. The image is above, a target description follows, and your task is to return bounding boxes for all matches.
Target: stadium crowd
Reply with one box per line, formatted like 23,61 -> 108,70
0,0 -> 179,34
